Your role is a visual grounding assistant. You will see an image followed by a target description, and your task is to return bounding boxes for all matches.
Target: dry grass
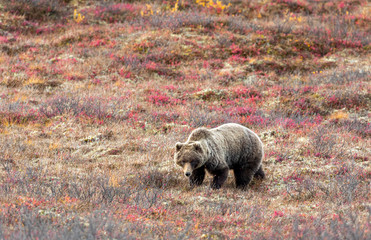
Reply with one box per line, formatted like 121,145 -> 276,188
0,0 -> 370,239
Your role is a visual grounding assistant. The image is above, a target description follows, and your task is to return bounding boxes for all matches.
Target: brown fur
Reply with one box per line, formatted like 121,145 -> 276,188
174,123 -> 265,189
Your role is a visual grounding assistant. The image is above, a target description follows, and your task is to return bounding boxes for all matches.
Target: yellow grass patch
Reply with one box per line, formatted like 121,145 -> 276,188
109,170 -> 120,187
0,56 -> 6,64
49,142 -> 59,151
329,110 -> 349,121
25,76 -> 46,86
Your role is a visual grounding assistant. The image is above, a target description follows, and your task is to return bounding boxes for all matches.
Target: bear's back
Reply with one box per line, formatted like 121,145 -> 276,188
209,123 -> 263,168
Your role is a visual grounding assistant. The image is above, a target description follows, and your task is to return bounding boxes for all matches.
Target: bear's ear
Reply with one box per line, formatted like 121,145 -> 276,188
193,142 -> 202,152
175,142 -> 184,151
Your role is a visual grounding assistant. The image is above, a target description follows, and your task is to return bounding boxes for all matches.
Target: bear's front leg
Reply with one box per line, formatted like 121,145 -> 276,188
210,168 -> 229,189
189,167 -> 205,187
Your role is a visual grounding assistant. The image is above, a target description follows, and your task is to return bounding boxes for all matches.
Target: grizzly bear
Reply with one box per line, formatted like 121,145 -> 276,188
174,123 -> 265,190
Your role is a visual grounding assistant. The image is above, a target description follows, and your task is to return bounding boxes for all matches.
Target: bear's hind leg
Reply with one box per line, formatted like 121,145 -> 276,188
210,168 -> 229,189
189,167 -> 205,187
254,165 -> 265,180
234,168 -> 254,190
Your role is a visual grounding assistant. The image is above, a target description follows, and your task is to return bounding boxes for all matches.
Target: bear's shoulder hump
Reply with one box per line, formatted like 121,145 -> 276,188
190,127 -> 210,140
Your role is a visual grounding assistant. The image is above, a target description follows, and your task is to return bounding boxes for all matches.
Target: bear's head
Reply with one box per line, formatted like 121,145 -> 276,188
174,141 -> 206,178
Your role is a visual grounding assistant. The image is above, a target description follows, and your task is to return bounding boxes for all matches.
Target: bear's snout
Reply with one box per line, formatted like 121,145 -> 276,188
183,163 -> 192,177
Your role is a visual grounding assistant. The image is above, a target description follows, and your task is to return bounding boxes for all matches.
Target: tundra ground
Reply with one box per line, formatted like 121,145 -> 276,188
0,0 -> 370,239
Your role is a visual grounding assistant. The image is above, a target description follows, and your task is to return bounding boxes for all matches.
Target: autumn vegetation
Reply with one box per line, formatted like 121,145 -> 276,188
0,0 -> 370,239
